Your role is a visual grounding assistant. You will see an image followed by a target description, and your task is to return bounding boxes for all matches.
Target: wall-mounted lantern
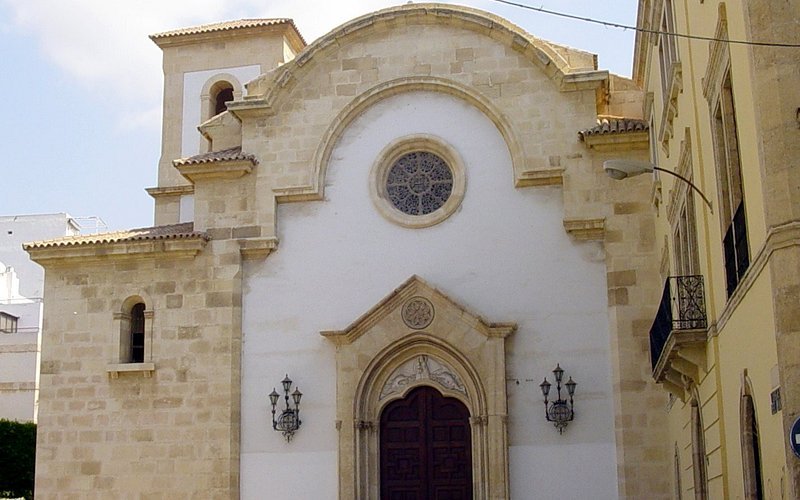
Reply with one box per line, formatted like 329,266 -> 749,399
269,374 -> 302,442
539,364 -> 576,434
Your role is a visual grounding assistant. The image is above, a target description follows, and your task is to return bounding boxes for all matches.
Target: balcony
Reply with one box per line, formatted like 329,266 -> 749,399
649,275 -> 708,399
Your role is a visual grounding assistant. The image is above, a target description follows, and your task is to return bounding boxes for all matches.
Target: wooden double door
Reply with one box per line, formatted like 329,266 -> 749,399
380,386 -> 473,499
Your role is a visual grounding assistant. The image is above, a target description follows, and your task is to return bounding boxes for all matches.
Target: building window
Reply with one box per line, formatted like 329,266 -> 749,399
0,312 -> 18,333
200,74 -> 242,126
115,297 -> 152,364
673,200 -> 699,276
711,70 -> 749,296
130,303 -> 145,363
704,6 -> 749,298
386,151 -> 453,216
658,0 -> 680,96
107,296 -> 155,378
690,395 -> 708,499
369,135 -> 466,229
740,389 -> 764,499
656,0 -> 682,150
214,85 -> 234,115
672,141 -> 700,277
674,443 -> 683,500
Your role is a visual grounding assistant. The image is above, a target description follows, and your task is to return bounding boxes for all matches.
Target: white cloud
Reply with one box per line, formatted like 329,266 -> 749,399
2,0 -> 416,130
3,0 -> 634,131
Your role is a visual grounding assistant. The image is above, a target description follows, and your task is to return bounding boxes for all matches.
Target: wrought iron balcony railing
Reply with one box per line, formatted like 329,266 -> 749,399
649,275 -> 707,372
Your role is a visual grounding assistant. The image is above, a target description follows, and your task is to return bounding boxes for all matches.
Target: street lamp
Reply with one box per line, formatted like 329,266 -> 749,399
603,159 -> 713,213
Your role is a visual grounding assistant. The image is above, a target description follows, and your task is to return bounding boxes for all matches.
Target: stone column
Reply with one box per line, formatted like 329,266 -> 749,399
743,1 -> 800,495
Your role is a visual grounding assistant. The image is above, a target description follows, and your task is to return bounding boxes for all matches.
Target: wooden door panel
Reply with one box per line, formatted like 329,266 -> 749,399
380,386 -> 472,499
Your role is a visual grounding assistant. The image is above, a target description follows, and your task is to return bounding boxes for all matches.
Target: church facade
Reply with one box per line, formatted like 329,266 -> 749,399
26,5 -> 672,499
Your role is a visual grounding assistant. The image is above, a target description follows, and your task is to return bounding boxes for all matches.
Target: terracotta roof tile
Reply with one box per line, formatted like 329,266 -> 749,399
24,223 -> 207,250
172,147 -> 258,167
151,18 -> 305,44
578,117 -> 648,140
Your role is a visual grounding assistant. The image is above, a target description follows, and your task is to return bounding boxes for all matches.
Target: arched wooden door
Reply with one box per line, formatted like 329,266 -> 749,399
380,386 -> 473,499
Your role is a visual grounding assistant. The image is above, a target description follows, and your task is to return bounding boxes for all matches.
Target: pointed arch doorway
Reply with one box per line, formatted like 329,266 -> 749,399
380,386 -> 473,499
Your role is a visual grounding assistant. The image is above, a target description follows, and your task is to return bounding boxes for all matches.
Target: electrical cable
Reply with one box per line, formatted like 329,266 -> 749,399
488,0 -> 800,48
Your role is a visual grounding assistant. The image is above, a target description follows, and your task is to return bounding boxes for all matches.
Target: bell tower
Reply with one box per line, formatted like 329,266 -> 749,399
147,19 -> 305,225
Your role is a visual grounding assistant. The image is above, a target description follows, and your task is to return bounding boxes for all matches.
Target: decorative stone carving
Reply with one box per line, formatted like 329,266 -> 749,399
355,420 -> 375,431
380,355 -> 466,400
401,296 -> 434,329
469,415 -> 488,426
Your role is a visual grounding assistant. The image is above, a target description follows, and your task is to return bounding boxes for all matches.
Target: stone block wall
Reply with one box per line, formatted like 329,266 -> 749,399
31,239 -> 243,499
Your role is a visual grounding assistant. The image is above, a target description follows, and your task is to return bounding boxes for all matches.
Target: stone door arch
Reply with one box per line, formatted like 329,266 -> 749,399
321,275 -> 514,499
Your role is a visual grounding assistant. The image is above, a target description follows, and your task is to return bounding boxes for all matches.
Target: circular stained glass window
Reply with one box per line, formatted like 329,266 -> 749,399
386,151 -> 454,216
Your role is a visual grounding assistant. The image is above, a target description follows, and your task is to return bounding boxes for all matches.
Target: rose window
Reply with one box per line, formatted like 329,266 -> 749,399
386,151 -> 453,216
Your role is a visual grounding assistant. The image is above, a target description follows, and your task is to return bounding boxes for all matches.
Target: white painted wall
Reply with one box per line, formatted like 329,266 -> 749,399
181,66 -> 260,157
0,213 -> 77,422
178,194 -> 194,223
240,92 -> 618,499
0,214 -> 77,298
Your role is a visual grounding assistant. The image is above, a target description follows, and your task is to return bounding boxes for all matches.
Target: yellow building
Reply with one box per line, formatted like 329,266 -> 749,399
631,1 -> 799,498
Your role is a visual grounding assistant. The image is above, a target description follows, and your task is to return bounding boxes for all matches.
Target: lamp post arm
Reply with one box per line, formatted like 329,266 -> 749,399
652,166 -> 714,213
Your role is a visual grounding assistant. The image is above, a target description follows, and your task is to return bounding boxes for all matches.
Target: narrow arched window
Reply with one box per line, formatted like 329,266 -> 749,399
214,86 -> 234,115
741,393 -> 764,499
690,396 -> 708,499
130,303 -> 145,363
674,443 -> 682,499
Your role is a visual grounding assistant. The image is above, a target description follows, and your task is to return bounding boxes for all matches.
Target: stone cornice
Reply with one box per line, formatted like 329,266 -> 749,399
580,131 -> 649,152
516,168 -> 564,187
150,20 -> 305,53
27,238 -> 207,265
702,7 -> 729,102
175,158 -> 255,183
243,3 -> 607,110
563,218 -> 605,241
146,185 -> 195,199
239,237 -> 278,260
320,275 -> 516,346
107,362 -> 156,379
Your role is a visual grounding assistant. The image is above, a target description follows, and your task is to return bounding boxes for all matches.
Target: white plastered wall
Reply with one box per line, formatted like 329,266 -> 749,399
240,91 -> 619,499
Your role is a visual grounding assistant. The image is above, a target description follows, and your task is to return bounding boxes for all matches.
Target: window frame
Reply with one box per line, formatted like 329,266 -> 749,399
740,377 -> 765,499
658,0 -> 680,97
703,5 -> 750,298
670,136 -> 701,278
690,392 -> 709,499
369,135 -> 466,229
107,296 -> 155,378
0,312 -> 19,333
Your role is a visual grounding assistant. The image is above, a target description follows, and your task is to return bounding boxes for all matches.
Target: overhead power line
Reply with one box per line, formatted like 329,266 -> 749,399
488,0 -> 800,48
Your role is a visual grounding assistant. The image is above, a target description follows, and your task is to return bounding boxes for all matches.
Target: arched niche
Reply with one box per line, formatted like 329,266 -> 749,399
200,73 -> 245,122
275,76 -> 526,203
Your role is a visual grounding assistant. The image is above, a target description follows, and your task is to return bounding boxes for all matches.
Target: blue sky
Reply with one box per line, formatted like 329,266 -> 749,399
0,0 -> 638,231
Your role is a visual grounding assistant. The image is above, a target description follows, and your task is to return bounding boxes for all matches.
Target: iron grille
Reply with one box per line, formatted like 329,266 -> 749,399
649,275 -> 708,371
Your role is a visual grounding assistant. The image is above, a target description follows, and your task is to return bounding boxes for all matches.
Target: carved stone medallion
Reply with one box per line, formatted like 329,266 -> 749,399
380,355 -> 466,400
402,296 -> 434,329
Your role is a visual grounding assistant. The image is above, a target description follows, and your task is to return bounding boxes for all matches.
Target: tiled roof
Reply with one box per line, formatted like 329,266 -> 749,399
24,223 -> 207,250
578,117 -> 648,140
150,18 -> 305,44
173,147 -> 258,167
